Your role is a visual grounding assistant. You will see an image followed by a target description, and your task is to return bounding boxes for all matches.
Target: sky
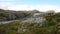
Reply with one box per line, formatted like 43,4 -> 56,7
0,0 -> 60,12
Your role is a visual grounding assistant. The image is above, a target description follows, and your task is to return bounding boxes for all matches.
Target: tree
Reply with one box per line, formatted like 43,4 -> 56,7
46,10 -> 55,16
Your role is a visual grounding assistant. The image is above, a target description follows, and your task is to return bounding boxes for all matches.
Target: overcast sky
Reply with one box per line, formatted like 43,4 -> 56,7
0,0 -> 60,12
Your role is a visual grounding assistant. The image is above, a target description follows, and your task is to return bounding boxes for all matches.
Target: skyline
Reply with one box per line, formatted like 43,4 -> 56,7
0,0 -> 60,12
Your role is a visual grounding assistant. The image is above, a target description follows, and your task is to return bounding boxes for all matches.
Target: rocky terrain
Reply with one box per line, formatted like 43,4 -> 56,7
0,9 -> 40,21
0,9 -> 60,34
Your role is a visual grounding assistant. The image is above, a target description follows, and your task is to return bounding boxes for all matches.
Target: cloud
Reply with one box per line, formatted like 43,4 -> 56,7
0,2 -> 12,10
0,2 -> 60,12
8,4 -> 60,12
35,5 -> 60,12
8,5 -> 35,10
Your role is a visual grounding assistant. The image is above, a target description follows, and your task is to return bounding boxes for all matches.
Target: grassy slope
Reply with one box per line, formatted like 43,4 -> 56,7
0,13 -> 60,34
0,9 -> 60,34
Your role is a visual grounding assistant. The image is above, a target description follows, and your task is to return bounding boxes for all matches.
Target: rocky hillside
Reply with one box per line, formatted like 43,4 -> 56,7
0,9 -> 60,34
0,9 -> 40,21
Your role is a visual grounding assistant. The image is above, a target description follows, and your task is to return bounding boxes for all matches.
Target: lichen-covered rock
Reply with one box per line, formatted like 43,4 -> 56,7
22,16 -> 47,27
